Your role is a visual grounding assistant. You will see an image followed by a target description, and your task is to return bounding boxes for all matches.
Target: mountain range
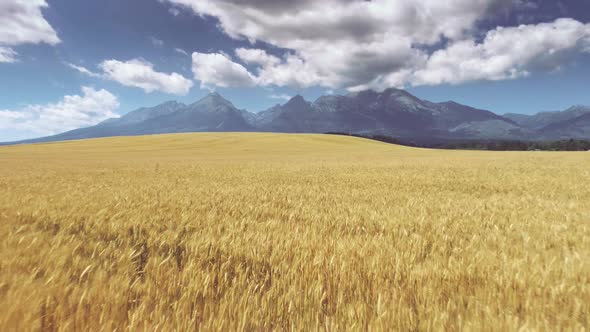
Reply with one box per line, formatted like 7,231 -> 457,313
4,88 -> 590,145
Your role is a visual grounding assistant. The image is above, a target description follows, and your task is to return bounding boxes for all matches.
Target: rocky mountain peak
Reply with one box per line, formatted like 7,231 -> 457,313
284,95 -> 311,110
191,92 -> 235,110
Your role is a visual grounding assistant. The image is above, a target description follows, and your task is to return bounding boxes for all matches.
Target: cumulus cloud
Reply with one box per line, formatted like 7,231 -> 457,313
165,0 -> 504,89
235,48 -> 331,88
413,18 -> 590,85
192,52 -> 256,89
0,0 -> 60,46
0,87 -> 119,136
235,48 -> 280,67
166,0 -> 504,44
0,47 -> 18,63
166,0 -> 590,91
0,0 -> 60,63
65,59 -> 194,95
99,59 -> 194,95
238,50 -> 326,88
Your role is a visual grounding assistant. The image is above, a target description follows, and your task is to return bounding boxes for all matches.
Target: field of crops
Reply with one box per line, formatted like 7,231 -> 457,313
0,133 -> 588,330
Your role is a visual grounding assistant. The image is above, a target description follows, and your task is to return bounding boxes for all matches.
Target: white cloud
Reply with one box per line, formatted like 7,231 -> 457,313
413,18 -> 590,85
169,7 -> 181,16
66,62 -> 101,78
0,87 -> 119,135
514,0 -> 538,10
165,0 -> 503,90
166,0 -> 502,44
0,47 -> 18,63
192,52 -> 256,89
174,48 -> 189,56
236,48 -> 280,67
99,59 -> 194,95
0,0 -> 60,46
0,110 -> 27,120
65,59 -> 195,95
269,94 -> 292,101
166,0 -> 590,91
235,48 -> 330,88
0,0 -> 60,63
150,36 -> 164,47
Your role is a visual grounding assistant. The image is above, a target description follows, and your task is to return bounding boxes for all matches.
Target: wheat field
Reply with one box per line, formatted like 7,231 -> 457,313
0,133 -> 588,331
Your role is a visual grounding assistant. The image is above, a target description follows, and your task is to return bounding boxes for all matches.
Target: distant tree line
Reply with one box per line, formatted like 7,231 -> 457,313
326,132 -> 590,151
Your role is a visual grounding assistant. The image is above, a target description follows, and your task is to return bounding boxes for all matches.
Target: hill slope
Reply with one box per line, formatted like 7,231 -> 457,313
504,106 -> 590,130
539,112 -> 590,139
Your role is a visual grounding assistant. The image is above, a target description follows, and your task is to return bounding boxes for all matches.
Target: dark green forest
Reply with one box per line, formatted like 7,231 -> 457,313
327,133 -> 590,151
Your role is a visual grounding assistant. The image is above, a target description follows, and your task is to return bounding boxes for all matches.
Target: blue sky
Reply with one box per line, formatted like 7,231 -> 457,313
1,0 -> 590,141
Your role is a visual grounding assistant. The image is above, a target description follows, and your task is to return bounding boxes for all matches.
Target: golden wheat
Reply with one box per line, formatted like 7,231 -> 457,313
0,133 -> 588,331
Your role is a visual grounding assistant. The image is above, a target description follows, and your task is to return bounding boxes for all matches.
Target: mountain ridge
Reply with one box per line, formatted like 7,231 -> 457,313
3,89 -> 590,145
